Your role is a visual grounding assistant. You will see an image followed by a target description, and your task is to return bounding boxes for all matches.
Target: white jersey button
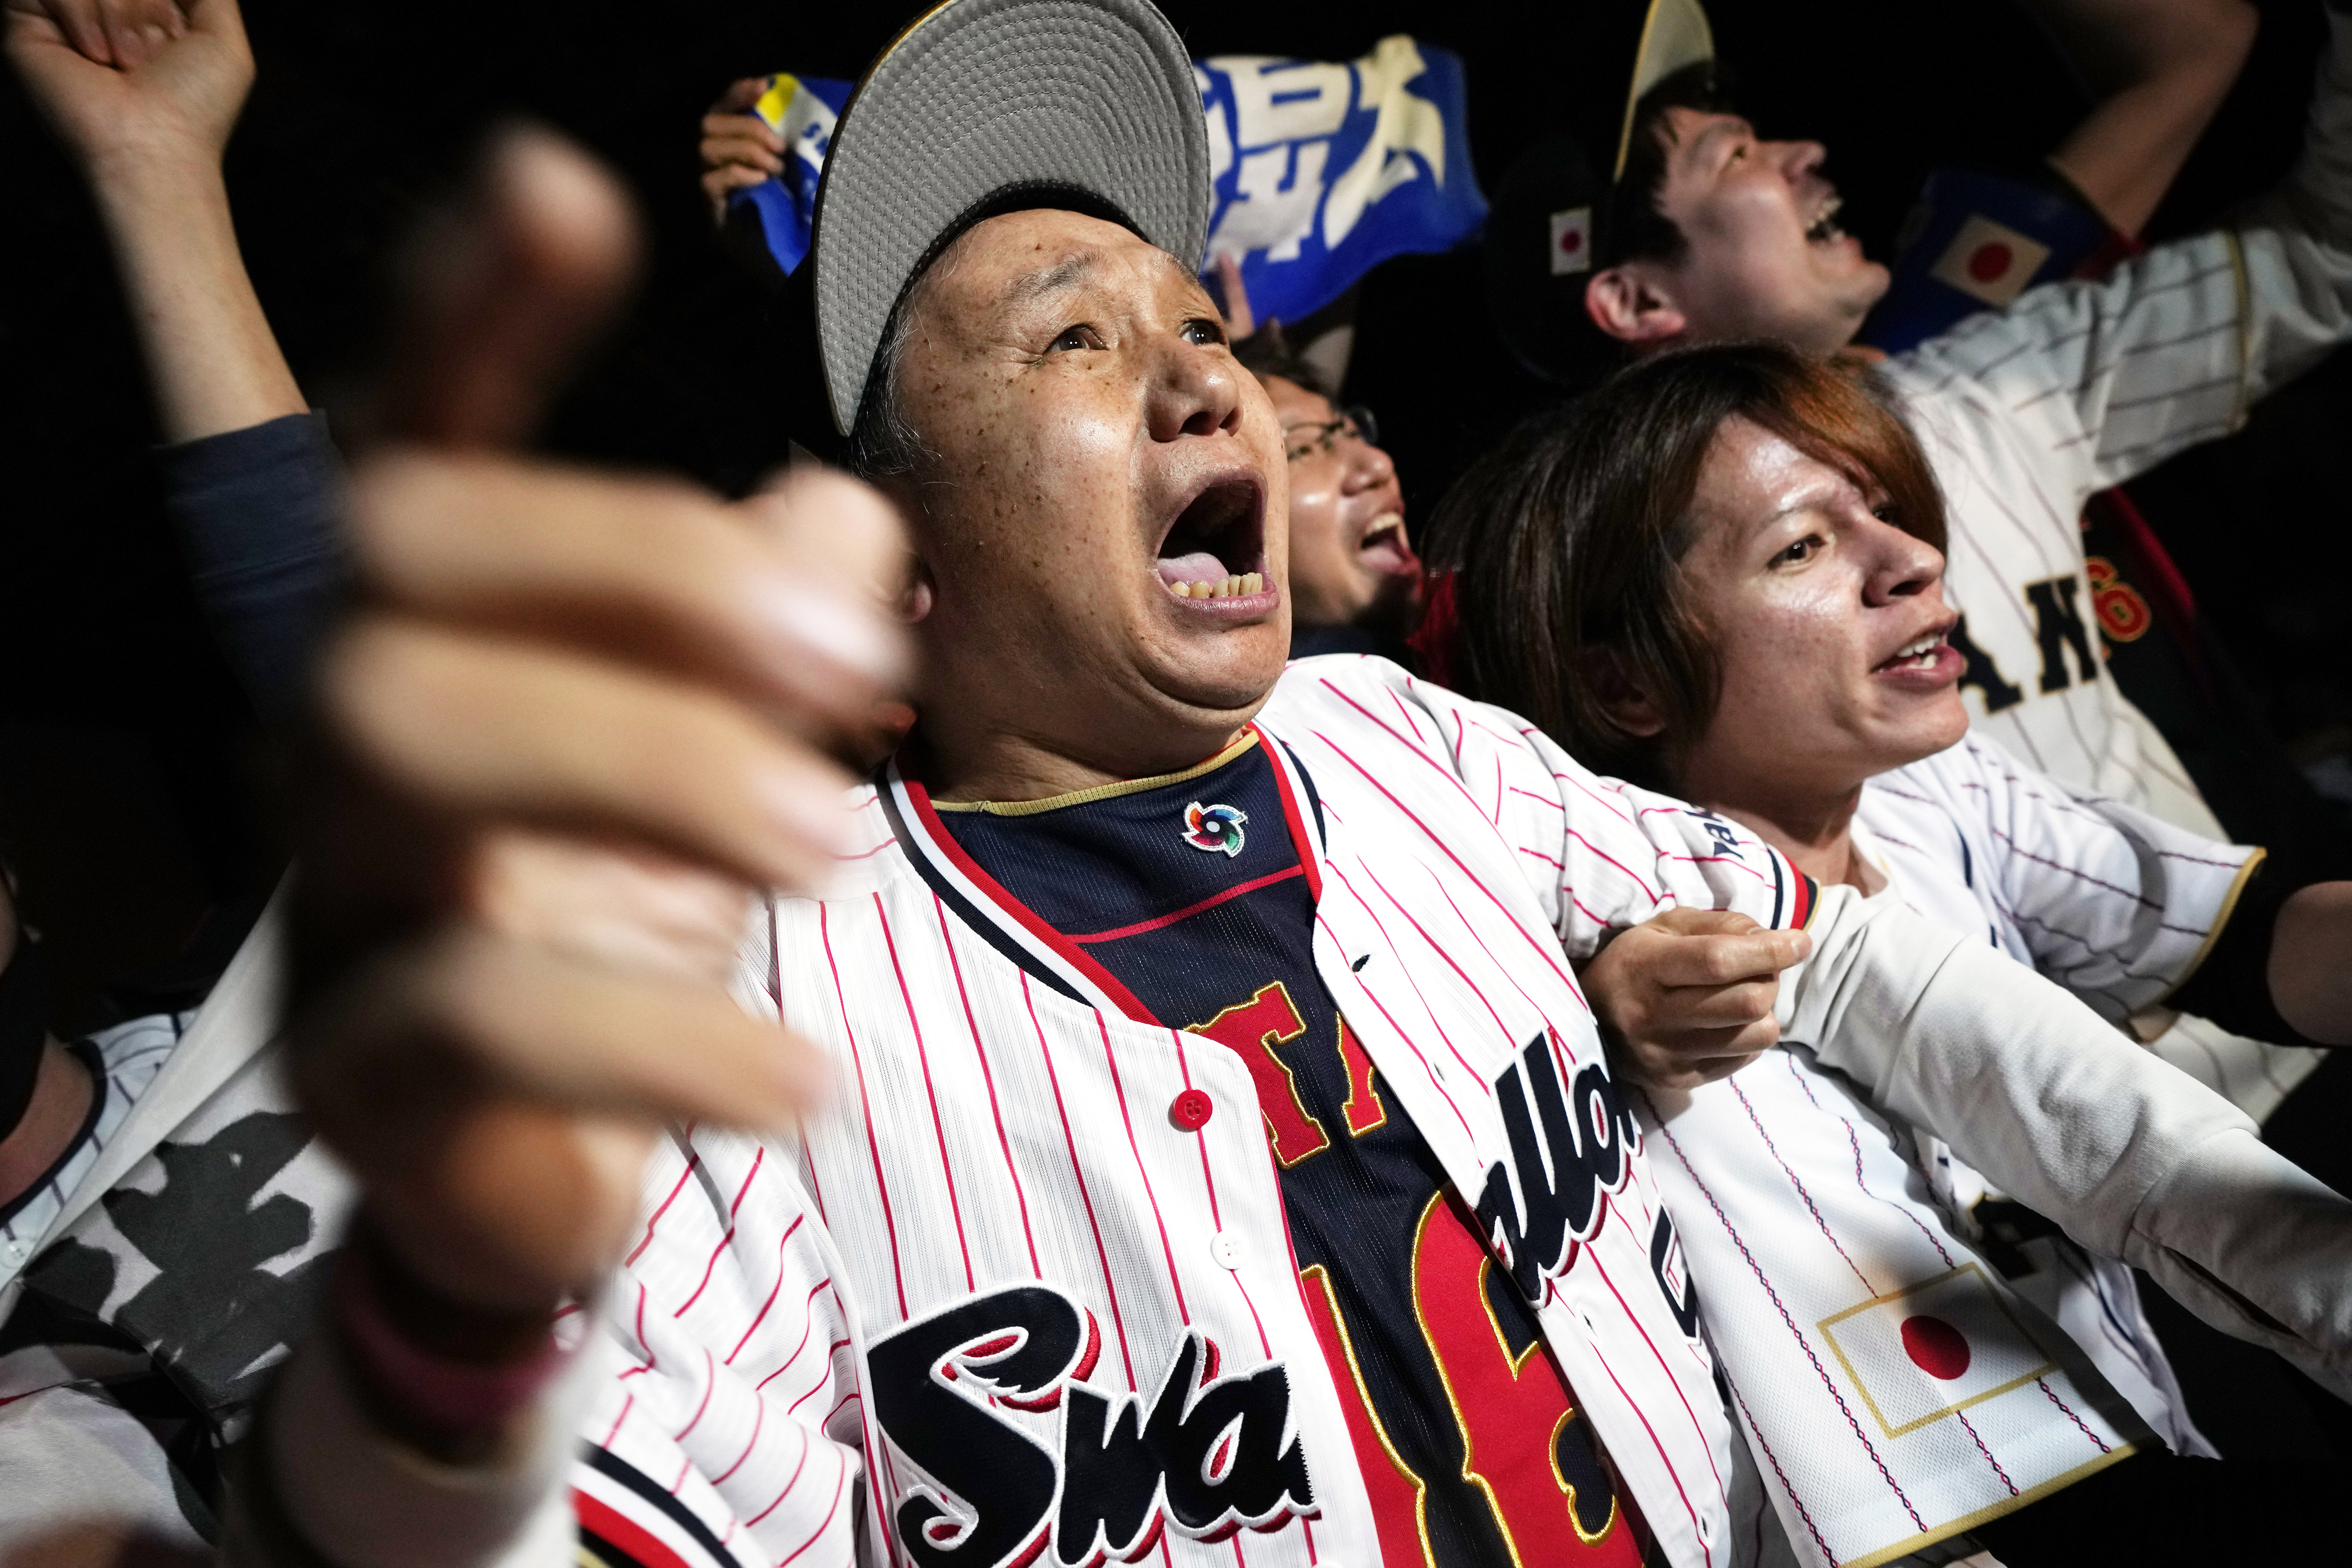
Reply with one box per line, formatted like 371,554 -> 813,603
1210,1231 -> 1244,1270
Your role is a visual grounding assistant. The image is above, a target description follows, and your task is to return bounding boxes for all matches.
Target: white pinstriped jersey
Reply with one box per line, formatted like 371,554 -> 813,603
576,656 -> 1835,1568
1881,9 -> 2352,838
1638,735 -> 2263,1568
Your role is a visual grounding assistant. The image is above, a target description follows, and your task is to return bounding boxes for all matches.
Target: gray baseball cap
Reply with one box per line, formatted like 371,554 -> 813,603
809,0 -> 1212,437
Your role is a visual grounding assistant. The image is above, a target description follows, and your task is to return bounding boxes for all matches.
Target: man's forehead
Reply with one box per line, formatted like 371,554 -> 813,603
946,209 -> 1198,308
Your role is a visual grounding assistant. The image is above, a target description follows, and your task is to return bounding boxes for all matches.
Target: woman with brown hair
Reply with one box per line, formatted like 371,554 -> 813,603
1432,341 -> 2352,1562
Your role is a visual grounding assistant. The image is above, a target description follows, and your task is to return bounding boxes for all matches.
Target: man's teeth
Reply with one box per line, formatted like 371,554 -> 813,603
1168,572 -> 1265,599
1888,634 -> 1942,668
1806,196 -> 1845,242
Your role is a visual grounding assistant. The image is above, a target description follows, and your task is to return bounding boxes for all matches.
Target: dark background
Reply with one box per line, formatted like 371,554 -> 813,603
4,0 -> 2348,1462
2,0 -> 2343,1016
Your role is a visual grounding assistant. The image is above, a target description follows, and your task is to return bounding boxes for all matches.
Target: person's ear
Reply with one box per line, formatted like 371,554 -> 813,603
898,558 -> 936,624
1583,646 -> 1668,738
1585,265 -> 1687,347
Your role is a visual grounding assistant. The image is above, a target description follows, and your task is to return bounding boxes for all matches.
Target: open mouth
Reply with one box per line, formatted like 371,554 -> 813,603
1356,512 -> 1417,575
1872,630 -> 1949,673
1157,476 -> 1269,601
1805,194 -> 1848,246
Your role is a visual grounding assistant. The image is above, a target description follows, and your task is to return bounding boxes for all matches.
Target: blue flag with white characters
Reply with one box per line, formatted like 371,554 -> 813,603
1194,38 -> 1485,323
727,38 -> 1485,324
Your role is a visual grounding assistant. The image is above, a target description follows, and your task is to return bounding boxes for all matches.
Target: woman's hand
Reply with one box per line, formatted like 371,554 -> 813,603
1578,907 -> 1811,1090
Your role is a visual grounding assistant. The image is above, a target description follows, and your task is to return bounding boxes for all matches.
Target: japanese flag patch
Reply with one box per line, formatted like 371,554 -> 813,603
1928,214 -> 2052,308
1550,206 -> 1594,276
1817,1262 -> 2058,1437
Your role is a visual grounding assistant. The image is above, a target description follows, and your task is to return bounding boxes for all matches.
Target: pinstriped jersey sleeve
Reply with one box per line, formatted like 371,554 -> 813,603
1313,658 -> 1816,954
1896,733 -> 2260,1024
1886,10 -> 2352,504
583,1127 -> 870,1568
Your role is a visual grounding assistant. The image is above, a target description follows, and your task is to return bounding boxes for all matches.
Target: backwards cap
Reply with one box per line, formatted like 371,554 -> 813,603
809,0 -> 1212,437
1482,0 -> 1716,386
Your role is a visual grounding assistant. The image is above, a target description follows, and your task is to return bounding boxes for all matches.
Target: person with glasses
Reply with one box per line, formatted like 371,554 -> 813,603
1235,332 -> 1423,662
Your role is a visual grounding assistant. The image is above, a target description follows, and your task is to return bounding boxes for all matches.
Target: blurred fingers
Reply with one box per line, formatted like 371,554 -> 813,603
31,0 -> 111,62
377,124 -> 640,450
712,74 -> 769,113
461,827 -> 754,986
349,451 -> 907,722
319,617 -> 861,895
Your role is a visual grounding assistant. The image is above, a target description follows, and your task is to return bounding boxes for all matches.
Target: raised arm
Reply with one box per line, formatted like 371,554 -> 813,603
1898,3 -> 2352,500
8,0 -> 346,715
8,0 -> 301,439
2029,0 -> 2258,237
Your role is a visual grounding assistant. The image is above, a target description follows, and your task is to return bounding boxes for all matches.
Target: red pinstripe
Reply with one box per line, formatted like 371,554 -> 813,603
602,1391 -> 635,1449
1572,1298 -> 1713,1568
1350,857 -> 1520,1050
620,1283 -> 657,1381
677,1148 -> 766,1317
875,894 -> 976,1293
1171,1030 -> 1273,1359
785,1341 -> 853,1416
752,1279 -> 835,1391
712,1394 -> 766,1485
1026,974 -> 1139,1390
1310,897 -> 1478,1143
724,1216 -> 808,1364
744,1421 -> 814,1526
1384,685 -> 1432,746
626,1154 -> 702,1268
820,904 -> 908,1319
935,894 -> 1044,1277
1582,1244 -> 1729,1510
1096,1012 -> 1191,1324
1307,722 -> 1584,994
676,1346 -> 717,1440
776,1452 -> 850,1564
1419,865 -> 1574,1023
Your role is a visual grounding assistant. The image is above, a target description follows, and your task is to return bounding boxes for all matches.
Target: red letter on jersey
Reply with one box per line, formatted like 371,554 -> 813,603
1188,982 -> 1330,1165
1412,1195 -> 1639,1563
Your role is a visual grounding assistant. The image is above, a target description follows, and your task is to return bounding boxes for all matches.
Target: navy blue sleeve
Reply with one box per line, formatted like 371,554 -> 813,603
156,410 -> 350,720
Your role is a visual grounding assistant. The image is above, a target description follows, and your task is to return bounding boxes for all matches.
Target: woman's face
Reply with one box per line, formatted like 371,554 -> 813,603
1667,415 -> 1967,803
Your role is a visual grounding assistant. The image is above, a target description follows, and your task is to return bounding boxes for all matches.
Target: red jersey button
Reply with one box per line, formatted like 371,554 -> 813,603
1170,1089 -> 1214,1131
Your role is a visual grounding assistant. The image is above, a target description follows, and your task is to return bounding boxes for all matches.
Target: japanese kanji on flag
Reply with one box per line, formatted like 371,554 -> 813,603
724,39 -> 1488,328
1927,212 -> 2053,309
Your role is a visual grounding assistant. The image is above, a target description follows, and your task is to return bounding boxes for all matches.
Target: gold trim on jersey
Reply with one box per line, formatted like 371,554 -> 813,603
1836,1442 -> 2138,1568
2164,844 -> 2268,1001
1411,1193 -> 1621,1557
928,732 -> 1259,814
1301,1263 -> 1439,1568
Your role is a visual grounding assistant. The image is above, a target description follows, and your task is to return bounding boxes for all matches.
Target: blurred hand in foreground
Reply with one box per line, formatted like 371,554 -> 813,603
290,125 -> 908,1341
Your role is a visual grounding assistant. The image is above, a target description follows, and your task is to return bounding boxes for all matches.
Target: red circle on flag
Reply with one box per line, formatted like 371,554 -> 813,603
1901,1314 -> 1972,1380
1966,242 -> 2012,283
1560,229 -> 1583,255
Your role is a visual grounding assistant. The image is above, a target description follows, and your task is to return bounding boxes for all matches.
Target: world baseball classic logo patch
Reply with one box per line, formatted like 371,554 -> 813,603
1816,1263 -> 2058,1437
1182,801 -> 1248,857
